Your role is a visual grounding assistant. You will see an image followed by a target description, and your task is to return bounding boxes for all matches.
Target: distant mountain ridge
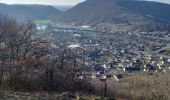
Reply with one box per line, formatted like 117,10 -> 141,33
117,0 -> 170,24
0,3 -> 61,22
56,0 -> 168,32
53,5 -> 73,12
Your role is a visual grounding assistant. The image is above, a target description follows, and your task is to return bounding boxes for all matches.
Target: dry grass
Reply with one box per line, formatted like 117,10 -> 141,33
0,72 -> 170,100
101,72 -> 170,100
0,91 -> 114,100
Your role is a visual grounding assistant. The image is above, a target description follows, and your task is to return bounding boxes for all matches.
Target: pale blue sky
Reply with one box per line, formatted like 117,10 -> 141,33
145,0 -> 170,4
0,0 -> 169,5
0,0 -> 86,5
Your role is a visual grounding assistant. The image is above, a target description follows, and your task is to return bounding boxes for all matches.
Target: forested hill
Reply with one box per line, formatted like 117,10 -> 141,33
56,0 -> 170,32
117,0 -> 170,24
0,3 -> 61,22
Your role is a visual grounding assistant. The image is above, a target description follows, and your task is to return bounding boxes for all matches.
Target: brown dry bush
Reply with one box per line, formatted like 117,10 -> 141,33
91,72 -> 170,100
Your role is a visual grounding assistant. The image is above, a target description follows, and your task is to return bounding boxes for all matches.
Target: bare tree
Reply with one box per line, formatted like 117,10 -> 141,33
0,14 -> 38,88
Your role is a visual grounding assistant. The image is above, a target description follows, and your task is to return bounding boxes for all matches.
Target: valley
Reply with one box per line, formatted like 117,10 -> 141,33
1,0 -> 170,99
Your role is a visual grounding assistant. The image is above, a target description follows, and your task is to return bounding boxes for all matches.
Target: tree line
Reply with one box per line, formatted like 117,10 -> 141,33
0,14 -> 93,93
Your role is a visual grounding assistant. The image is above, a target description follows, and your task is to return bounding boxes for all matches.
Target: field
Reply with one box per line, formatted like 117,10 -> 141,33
0,91 -> 111,100
0,72 -> 170,100
33,20 -> 51,25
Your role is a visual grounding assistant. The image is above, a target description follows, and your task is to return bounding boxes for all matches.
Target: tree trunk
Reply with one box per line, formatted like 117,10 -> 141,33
45,68 -> 53,91
0,70 -> 3,87
104,82 -> 107,97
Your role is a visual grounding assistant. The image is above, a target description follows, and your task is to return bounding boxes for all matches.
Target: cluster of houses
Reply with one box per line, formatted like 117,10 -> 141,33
35,22 -> 170,82
88,53 -> 170,81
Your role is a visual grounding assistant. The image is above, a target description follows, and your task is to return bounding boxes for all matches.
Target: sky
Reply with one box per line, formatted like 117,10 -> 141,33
0,0 -> 86,5
0,0 -> 169,5
145,0 -> 170,4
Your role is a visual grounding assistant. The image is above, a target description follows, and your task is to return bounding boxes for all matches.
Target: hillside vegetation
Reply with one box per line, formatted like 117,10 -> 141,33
56,0 -> 167,32
118,0 -> 170,24
0,3 -> 61,22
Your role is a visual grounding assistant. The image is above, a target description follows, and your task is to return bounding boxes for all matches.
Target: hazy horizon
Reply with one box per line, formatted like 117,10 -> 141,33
0,0 -> 85,6
0,0 -> 170,6
145,0 -> 170,4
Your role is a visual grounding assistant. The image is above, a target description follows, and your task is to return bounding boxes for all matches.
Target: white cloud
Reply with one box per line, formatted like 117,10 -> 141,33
0,0 -> 169,5
144,0 -> 170,4
0,0 -> 85,5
